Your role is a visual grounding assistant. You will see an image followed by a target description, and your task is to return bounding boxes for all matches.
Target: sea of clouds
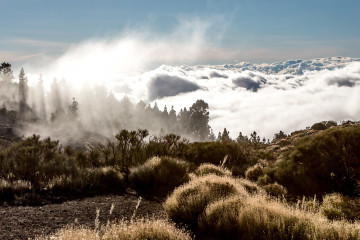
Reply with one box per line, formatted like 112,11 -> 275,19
24,55 -> 360,140
145,57 -> 360,139
20,19 -> 360,140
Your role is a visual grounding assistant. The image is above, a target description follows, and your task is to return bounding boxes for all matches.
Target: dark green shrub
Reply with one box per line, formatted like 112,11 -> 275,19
87,167 -> 125,192
145,134 -> 189,159
184,141 -> 256,169
50,167 -> 125,195
0,179 -> 31,202
129,156 -> 191,196
274,125 -> 360,196
257,174 -> 272,185
245,164 -> 264,181
50,175 -> 87,195
321,193 -> 360,221
325,121 -> 337,128
311,122 -> 327,130
264,182 -> 287,197
0,135 -> 78,190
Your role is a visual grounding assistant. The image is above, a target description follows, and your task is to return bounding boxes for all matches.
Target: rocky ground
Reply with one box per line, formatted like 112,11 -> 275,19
0,193 -> 167,240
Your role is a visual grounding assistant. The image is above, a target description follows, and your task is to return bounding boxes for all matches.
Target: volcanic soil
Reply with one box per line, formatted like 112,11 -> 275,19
0,193 -> 167,240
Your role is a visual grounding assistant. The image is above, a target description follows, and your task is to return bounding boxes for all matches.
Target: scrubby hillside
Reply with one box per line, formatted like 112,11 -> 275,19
254,121 -> 360,198
1,120 -> 360,239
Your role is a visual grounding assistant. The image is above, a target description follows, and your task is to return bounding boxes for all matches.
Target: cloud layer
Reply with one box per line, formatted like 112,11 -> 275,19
151,57 -> 360,139
22,35 -> 360,141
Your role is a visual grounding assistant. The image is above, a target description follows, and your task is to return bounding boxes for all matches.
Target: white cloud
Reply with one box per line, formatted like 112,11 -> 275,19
16,19 -> 360,141
154,59 -> 360,139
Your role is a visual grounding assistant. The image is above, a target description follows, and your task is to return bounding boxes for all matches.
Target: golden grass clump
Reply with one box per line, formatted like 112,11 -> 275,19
0,179 -> 31,191
237,178 -> 264,195
103,218 -> 192,240
164,174 -> 248,228
194,163 -> 232,177
128,156 -> 190,195
263,182 -> 288,197
36,218 -> 192,240
199,194 -> 360,240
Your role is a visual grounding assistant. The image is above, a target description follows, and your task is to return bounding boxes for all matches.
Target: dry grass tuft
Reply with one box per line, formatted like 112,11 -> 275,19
194,163 -> 232,177
164,174 -> 248,229
237,178 -> 264,195
199,194 -> 360,240
36,218 -> 192,240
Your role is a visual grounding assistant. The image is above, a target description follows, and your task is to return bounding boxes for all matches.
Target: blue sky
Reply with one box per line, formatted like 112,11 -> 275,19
1,0 -> 360,64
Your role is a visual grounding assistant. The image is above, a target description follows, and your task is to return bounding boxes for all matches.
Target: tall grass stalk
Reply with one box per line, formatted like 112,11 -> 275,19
131,196 -> 142,222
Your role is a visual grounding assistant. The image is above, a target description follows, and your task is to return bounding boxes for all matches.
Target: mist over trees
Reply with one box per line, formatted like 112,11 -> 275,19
1,62 -> 332,145
0,63 -> 216,142
0,62 -> 14,83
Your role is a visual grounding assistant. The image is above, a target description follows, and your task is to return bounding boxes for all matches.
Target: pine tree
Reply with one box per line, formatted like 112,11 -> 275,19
236,132 -> 249,142
208,128 -> 216,141
273,130 -> 287,142
220,128 -> 231,142
68,97 -> 79,119
168,106 -> 177,134
178,107 -> 191,136
37,75 -> 47,121
189,99 -> 210,141
18,68 -> 28,115
161,105 -> 169,133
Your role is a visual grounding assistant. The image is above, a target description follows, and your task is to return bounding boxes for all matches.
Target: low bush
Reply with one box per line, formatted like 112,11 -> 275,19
0,179 -> 31,202
128,156 -> 191,196
245,164 -> 264,181
257,174 -> 272,185
311,122 -> 327,130
198,196 -> 246,240
321,193 -> 360,221
49,167 -> 125,194
273,125 -> 360,196
164,174 -> 248,229
0,135 -> 79,190
184,141 -> 257,170
87,167 -> 125,192
264,182 -> 287,197
194,163 -> 232,177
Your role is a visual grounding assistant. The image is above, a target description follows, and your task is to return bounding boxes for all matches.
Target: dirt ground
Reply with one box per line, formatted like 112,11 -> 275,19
0,193 -> 167,240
